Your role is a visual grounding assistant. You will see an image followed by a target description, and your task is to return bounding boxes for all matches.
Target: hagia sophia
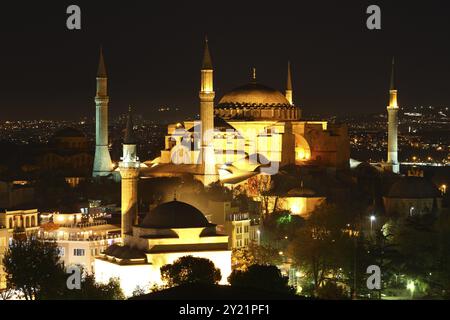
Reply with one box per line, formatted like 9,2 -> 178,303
85,39 -> 442,295
2,38 -> 443,297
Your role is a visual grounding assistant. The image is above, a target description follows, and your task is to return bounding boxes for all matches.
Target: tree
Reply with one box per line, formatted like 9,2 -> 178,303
3,238 -> 66,300
228,264 -> 294,294
262,211 -> 305,243
63,273 -> 124,300
315,281 -> 349,300
3,238 -> 125,300
288,203 -> 362,297
232,242 -> 283,272
388,213 -> 450,298
160,256 -> 222,287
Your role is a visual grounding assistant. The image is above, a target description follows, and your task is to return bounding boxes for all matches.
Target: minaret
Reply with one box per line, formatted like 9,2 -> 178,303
387,57 -> 400,174
93,47 -> 113,177
119,107 -> 140,239
285,61 -> 293,105
199,37 -> 217,185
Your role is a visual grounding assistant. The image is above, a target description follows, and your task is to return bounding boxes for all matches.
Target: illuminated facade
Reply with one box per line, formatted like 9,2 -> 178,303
95,114 -> 232,297
0,209 -> 39,233
205,200 -> 253,249
95,200 -> 232,297
262,187 -> 326,218
143,40 -> 350,185
38,213 -> 121,273
0,209 -> 40,291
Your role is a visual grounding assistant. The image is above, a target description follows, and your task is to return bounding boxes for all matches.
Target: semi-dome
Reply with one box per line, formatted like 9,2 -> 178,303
218,82 -> 290,106
387,177 -> 440,199
141,201 -> 212,229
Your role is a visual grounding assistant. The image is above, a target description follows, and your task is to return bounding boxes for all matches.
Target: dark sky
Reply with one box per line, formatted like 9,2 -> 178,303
0,0 -> 449,120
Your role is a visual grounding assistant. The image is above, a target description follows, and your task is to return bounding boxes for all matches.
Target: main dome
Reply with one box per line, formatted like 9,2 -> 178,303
141,201 -> 212,229
218,82 -> 290,106
215,81 -> 299,121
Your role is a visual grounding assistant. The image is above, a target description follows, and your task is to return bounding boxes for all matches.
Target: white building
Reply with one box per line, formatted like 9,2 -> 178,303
39,213 -> 121,273
95,201 -> 232,297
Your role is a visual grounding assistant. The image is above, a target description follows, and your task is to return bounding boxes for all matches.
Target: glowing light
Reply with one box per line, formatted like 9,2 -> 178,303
295,271 -> 304,277
290,202 -> 301,215
370,215 -> 376,222
406,280 -> 415,297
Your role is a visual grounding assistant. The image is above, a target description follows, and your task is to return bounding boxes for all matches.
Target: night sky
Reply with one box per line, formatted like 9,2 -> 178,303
0,0 -> 449,120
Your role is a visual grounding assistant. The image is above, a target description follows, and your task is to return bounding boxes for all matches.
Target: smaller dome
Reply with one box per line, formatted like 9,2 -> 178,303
141,201 -> 212,229
388,177 -> 440,199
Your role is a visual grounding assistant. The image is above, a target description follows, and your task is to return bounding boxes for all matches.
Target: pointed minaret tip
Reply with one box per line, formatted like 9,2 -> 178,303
390,56 -> 396,90
97,46 -> 107,78
124,106 -> 136,145
202,36 -> 213,70
287,60 -> 293,90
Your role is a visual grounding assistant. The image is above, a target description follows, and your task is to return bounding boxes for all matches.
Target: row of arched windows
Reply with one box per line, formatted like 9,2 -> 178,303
8,215 -> 37,229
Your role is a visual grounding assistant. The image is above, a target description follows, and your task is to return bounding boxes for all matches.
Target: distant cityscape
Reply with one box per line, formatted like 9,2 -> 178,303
1,104 -> 448,170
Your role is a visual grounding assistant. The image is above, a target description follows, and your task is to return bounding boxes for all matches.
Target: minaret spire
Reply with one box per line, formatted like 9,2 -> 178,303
93,46 -> 113,177
390,57 -> 396,90
124,106 -> 136,145
386,56 -> 399,174
285,61 -> 293,105
202,36 -> 213,70
97,46 -> 107,78
287,61 -> 292,90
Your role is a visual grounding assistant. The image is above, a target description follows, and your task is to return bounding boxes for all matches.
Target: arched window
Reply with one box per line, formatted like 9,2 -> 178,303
31,215 -> 36,227
26,216 -> 30,228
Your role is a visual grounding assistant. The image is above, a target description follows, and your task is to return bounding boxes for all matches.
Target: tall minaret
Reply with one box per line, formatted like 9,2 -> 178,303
119,107 -> 140,239
387,57 -> 400,174
93,47 -> 113,177
285,61 -> 293,105
199,37 -> 217,185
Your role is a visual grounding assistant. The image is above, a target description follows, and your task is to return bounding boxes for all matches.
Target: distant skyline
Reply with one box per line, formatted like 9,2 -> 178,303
0,1 -> 449,120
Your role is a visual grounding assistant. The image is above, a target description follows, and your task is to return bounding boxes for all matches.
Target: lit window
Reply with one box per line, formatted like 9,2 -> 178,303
74,249 -> 85,256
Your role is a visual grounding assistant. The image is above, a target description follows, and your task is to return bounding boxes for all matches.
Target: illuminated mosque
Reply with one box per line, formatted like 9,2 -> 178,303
92,39 -> 351,295
92,39 -> 350,185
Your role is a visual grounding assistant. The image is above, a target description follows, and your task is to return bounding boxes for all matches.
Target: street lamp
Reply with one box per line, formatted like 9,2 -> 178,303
370,215 -> 376,233
407,280 -> 415,299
